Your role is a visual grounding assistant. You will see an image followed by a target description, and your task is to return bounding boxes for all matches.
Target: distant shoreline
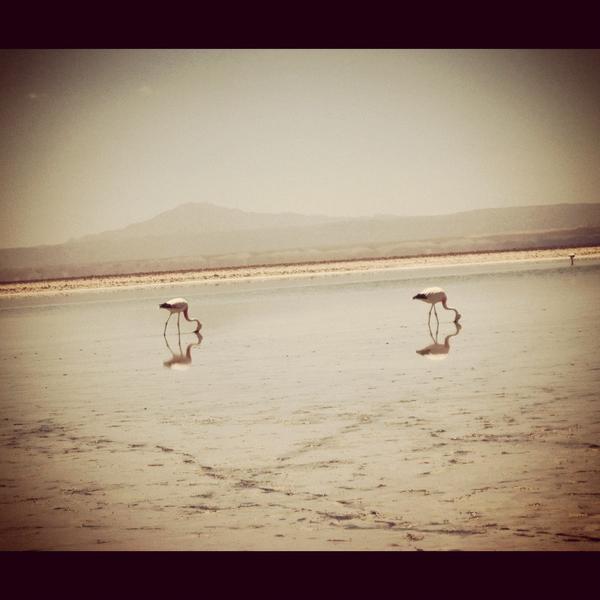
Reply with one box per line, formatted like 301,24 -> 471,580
1,245 -> 599,298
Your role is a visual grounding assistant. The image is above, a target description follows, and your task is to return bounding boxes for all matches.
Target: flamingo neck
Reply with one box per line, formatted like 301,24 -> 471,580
183,307 -> 202,332
442,299 -> 461,322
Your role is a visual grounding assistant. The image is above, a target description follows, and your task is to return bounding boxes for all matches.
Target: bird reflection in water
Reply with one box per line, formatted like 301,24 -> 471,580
416,321 -> 462,360
163,332 -> 203,370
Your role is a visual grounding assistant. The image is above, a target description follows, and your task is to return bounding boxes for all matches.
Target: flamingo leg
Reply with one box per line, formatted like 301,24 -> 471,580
433,304 -> 439,323
428,304 -> 433,326
177,312 -> 181,334
163,313 -> 172,336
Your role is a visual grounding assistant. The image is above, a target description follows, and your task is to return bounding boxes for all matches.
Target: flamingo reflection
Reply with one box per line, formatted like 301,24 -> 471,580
163,332 -> 203,370
416,321 -> 462,360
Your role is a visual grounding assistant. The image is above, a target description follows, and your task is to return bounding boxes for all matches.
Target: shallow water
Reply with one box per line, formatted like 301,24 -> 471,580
1,259 -> 599,549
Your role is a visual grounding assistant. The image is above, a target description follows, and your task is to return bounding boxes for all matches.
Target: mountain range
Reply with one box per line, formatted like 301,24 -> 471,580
2,202 -> 599,282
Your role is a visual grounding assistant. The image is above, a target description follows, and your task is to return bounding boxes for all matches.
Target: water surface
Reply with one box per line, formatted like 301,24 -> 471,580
1,259 -> 599,549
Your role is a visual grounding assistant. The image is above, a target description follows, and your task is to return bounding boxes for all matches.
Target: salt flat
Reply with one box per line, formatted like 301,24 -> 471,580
1,257 -> 599,549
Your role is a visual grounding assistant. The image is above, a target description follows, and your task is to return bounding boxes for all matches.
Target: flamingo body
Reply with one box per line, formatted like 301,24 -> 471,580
413,287 -> 447,305
159,297 -> 189,313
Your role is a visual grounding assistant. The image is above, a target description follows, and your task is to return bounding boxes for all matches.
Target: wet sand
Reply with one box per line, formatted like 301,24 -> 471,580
0,255 -> 599,550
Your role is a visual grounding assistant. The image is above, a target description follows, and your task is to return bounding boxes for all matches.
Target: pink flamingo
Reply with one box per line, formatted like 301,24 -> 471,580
412,287 -> 461,324
159,297 -> 202,335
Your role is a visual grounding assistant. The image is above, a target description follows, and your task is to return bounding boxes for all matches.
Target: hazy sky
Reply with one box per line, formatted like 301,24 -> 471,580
1,49 -> 600,248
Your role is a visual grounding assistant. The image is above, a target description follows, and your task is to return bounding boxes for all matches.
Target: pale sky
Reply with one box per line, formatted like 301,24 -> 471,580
1,49 -> 599,249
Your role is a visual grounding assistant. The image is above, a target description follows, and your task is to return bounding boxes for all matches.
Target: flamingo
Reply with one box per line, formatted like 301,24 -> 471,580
159,297 -> 202,335
412,287 -> 461,324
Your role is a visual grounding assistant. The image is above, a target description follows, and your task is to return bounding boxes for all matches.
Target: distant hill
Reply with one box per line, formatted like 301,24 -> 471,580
1,202 -> 599,282
75,202 -> 342,242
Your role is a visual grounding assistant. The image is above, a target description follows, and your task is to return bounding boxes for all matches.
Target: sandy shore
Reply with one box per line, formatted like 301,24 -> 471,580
2,246 -> 599,298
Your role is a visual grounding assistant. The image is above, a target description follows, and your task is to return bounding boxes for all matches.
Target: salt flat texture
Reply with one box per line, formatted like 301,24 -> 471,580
0,257 -> 599,549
